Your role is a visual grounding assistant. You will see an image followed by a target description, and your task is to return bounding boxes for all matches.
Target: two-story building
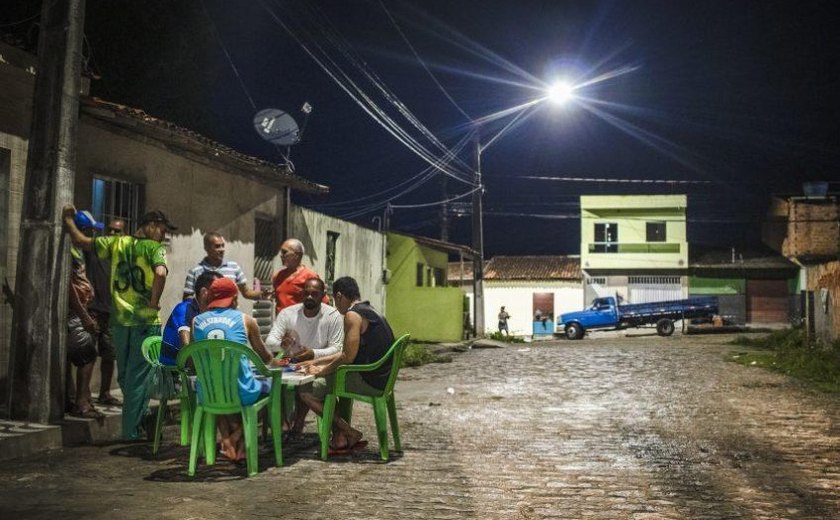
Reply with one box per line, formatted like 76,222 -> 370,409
580,195 -> 688,304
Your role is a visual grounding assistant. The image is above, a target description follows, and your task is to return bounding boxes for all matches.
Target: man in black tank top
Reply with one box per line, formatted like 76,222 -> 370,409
297,276 -> 395,452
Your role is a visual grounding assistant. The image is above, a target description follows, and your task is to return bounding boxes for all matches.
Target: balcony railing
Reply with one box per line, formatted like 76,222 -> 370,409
588,242 -> 681,254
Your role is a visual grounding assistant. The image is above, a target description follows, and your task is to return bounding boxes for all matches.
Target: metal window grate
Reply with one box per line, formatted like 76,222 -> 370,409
628,276 -> 681,285
91,176 -> 143,232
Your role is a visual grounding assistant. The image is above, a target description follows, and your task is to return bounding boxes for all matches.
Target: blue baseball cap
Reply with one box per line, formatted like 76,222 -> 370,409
74,210 -> 105,231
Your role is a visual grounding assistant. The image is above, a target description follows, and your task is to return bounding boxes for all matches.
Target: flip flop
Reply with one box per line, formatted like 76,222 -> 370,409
70,407 -> 105,419
97,395 -> 122,406
328,439 -> 368,456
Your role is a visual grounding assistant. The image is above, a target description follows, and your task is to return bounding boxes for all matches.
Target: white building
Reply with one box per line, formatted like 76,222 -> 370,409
450,255 -> 583,337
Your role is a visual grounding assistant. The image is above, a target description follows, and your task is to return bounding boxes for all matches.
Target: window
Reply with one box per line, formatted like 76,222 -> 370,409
646,221 -> 666,242
325,231 -> 340,291
416,263 -> 425,287
432,267 -> 446,287
593,222 -> 618,253
92,176 -> 144,232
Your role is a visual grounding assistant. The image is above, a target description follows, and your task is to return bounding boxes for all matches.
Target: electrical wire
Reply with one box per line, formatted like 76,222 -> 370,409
258,0 -> 475,185
198,0 -> 258,111
377,0 -> 473,122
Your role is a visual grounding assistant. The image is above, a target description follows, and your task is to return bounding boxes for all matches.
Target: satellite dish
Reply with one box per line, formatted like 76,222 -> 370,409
253,108 -> 300,146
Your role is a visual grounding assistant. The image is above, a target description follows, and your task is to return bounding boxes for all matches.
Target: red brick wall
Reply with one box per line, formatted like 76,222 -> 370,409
812,261 -> 840,344
785,200 -> 840,259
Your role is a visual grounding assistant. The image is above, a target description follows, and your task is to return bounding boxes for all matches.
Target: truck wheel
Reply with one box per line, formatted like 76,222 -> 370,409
565,323 -> 584,340
656,318 -> 675,337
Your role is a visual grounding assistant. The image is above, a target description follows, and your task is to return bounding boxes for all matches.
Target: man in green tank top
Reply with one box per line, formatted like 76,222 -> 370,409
63,206 -> 176,440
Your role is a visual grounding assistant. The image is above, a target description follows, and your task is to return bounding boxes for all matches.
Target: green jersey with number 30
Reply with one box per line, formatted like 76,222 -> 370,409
95,235 -> 167,326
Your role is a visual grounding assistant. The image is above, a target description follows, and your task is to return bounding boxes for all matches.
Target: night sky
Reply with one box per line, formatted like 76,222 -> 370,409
4,1 -> 839,256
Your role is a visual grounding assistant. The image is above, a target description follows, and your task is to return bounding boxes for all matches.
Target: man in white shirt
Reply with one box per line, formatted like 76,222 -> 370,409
266,277 -> 343,433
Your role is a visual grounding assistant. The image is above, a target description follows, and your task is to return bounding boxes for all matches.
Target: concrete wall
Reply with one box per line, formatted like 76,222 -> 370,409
74,123 -> 286,319
386,233 -> 462,342
288,206 -> 385,312
484,281 -> 583,336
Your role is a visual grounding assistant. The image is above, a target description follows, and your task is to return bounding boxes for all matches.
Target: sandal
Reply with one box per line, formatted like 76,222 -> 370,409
71,406 -> 105,419
97,395 -> 122,406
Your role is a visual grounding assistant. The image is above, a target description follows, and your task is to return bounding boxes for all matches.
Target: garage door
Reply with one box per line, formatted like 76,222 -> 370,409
746,279 -> 789,323
628,276 -> 682,304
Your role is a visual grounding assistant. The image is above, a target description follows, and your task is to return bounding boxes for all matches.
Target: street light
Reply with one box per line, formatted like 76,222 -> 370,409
470,84 -> 573,337
546,80 -> 575,105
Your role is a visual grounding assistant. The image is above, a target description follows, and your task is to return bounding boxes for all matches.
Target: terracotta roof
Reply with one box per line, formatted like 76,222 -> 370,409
689,245 -> 798,271
447,261 -> 474,282
79,97 -> 328,194
485,255 -> 581,280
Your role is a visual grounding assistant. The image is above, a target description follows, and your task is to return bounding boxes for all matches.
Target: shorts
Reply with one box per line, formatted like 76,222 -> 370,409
304,371 -> 382,401
67,315 -> 97,367
498,321 -> 508,331
90,309 -> 116,361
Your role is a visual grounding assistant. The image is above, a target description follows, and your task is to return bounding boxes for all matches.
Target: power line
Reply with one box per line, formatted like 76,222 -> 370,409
377,0 -> 473,122
198,0 -> 258,111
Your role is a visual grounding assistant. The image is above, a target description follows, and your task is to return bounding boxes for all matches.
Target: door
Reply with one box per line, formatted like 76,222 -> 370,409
628,276 -> 682,304
746,279 -> 789,323
532,292 -> 554,336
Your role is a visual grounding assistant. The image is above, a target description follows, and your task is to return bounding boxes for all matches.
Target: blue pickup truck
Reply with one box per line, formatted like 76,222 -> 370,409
557,296 -> 719,340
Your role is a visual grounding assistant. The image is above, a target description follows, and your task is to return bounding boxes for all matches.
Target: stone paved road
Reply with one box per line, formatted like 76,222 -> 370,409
2,333 -> 840,519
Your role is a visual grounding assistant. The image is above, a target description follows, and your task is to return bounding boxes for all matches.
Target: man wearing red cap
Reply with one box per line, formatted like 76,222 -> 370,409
192,277 -> 273,461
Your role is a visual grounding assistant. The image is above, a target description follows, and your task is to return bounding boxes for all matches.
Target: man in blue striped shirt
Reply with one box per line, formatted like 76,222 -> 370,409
183,232 -> 270,302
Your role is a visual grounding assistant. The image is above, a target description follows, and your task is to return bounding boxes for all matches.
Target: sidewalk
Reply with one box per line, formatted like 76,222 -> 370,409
0,391 -> 176,461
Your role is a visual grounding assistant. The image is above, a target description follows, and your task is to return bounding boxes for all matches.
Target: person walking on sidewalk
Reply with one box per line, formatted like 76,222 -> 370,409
63,206 -> 175,440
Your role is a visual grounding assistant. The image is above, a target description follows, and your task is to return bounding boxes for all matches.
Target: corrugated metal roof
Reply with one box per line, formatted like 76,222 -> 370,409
485,256 -> 581,280
79,97 -> 328,194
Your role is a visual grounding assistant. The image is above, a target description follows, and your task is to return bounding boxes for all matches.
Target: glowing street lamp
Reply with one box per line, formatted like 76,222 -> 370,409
546,80 -> 575,105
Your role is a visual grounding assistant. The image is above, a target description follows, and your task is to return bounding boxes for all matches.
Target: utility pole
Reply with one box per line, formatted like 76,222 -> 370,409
7,0 -> 86,423
471,130 -> 485,337
440,174 -> 449,242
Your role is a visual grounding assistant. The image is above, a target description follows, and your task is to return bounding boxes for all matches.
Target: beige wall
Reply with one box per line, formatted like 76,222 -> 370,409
289,206 -> 386,312
74,122 -> 286,318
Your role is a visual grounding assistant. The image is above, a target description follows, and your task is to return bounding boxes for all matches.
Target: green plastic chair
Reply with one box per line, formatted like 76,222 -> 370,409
177,339 -> 283,477
140,335 -> 194,455
318,334 -> 411,461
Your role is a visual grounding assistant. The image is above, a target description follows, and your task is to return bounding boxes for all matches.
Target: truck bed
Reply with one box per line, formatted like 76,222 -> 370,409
618,297 -> 719,325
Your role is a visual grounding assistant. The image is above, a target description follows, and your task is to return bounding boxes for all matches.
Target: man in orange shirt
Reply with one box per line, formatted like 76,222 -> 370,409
271,238 -> 327,313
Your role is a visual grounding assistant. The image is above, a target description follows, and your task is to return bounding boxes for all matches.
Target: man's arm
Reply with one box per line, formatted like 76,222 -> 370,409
61,205 -> 94,251
150,265 -> 167,310
263,310 -> 288,354
245,314 -> 272,364
301,311 -> 362,377
237,283 -> 265,301
312,311 -> 345,359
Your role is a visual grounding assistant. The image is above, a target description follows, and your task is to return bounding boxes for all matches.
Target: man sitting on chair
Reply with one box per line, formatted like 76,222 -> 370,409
296,276 -> 395,453
265,277 -> 344,435
191,277 -> 273,461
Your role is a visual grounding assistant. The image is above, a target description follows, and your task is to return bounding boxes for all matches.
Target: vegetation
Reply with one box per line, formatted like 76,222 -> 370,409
729,328 -> 840,392
401,342 -> 453,368
487,331 -> 526,343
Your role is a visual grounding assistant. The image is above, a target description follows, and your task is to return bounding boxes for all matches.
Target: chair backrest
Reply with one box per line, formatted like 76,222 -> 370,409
176,339 -> 266,412
140,335 -> 163,367
381,334 -> 411,395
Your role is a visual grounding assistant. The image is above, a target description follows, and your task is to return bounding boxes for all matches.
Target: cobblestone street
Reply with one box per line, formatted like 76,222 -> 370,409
2,333 -> 840,519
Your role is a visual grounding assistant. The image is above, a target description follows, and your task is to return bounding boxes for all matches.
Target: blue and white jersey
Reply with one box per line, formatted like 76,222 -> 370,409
193,308 -> 263,405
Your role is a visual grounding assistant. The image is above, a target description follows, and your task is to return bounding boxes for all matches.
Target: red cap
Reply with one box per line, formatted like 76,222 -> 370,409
206,277 -> 238,309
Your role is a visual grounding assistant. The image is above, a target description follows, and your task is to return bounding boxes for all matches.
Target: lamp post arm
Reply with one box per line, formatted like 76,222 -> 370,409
478,107 -> 530,155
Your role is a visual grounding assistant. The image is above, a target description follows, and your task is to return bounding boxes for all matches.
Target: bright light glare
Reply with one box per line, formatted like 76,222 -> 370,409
547,81 -> 575,105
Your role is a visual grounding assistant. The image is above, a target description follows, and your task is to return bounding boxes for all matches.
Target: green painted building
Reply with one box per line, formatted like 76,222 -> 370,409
385,232 -> 470,342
